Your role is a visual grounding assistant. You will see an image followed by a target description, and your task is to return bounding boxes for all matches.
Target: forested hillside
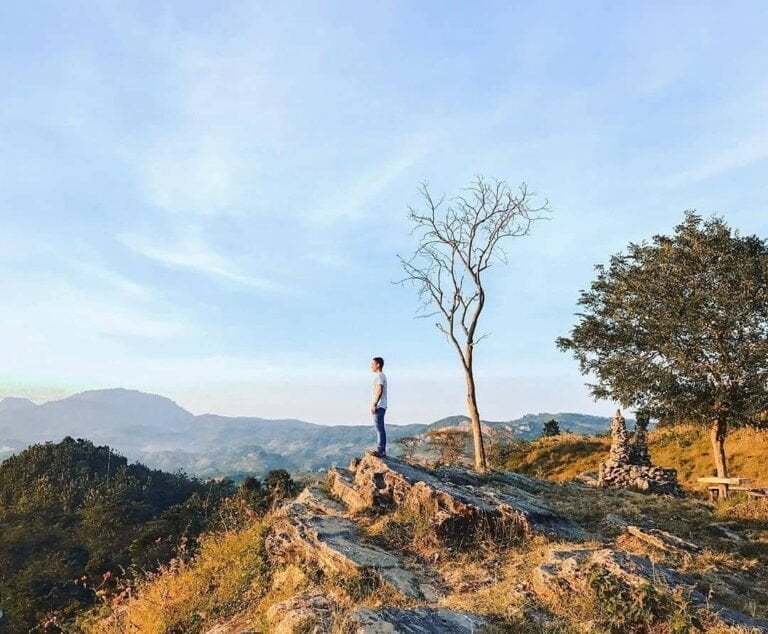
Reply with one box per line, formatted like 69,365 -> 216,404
0,438 -> 235,632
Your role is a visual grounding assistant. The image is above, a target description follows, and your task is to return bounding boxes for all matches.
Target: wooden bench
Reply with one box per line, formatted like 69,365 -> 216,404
730,485 -> 768,500
697,476 -> 753,501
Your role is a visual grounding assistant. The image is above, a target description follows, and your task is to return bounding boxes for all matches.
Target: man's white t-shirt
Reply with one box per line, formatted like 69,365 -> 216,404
373,371 -> 387,410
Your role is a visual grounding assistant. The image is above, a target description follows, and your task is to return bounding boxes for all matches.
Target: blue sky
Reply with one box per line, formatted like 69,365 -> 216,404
2,2 -> 767,424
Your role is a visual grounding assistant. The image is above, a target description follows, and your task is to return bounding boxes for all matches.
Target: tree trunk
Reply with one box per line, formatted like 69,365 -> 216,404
709,417 -> 729,478
464,369 -> 488,472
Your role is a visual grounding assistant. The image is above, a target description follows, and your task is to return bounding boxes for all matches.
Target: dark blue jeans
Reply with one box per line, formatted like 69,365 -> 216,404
373,407 -> 386,453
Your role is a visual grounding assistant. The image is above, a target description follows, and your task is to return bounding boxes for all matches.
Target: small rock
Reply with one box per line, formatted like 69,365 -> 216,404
266,592 -> 333,634
344,607 -> 488,633
602,513 -> 629,530
626,525 -> 702,554
705,522 -> 745,542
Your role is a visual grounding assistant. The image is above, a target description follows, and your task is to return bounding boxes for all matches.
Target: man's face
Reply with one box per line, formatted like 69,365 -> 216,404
370,359 -> 380,372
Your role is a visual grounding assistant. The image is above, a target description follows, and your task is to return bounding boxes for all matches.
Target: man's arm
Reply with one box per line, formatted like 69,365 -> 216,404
371,383 -> 383,414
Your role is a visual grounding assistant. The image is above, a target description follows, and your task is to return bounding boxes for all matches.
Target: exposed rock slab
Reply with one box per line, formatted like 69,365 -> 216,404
295,485 -> 347,516
351,453 -> 584,541
344,607 -> 488,633
266,491 -> 426,599
328,467 -> 371,513
266,592 -> 333,634
533,546 -> 768,632
626,525 -> 702,554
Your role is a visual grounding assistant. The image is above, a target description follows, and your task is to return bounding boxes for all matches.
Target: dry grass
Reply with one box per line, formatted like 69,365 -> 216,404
79,519 -> 271,633
497,425 -> 768,493
497,433 -> 610,482
81,426 -> 768,633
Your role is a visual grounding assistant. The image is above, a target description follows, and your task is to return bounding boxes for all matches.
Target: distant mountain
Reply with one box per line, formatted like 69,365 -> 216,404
0,396 -> 37,412
0,389 -> 619,476
0,389 -> 425,476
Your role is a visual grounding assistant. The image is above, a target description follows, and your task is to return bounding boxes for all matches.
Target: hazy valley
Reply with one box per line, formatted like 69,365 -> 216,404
0,388 -> 619,477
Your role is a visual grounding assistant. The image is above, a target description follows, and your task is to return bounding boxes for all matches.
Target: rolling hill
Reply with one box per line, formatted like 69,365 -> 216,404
0,389 -> 616,476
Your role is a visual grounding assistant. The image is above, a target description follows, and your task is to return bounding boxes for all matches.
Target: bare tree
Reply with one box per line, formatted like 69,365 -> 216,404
398,176 -> 548,471
426,428 -> 471,466
395,435 -> 422,462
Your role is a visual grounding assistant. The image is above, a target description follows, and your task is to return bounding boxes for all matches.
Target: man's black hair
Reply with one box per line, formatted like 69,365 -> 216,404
373,356 -> 384,369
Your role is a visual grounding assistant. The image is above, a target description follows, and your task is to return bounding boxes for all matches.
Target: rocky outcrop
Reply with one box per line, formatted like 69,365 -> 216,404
533,546 -> 768,632
598,410 -> 682,495
204,452 -> 768,634
344,607 -> 488,633
328,467 -> 372,513
349,452 -> 585,542
265,487 -> 431,599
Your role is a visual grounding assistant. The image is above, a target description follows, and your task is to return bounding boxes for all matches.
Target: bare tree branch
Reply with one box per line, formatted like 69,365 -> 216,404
396,175 -> 549,470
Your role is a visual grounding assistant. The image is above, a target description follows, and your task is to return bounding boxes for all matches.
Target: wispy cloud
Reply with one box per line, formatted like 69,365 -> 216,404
67,258 -> 153,300
665,128 -> 768,188
139,139 -> 250,217
118,229 -> 282,291
306,141 -> 429,225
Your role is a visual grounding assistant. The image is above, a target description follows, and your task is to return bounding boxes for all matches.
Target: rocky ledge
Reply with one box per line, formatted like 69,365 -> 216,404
331,452 -> 585,542
253,453 -> 768,633
534,546 -> 768,632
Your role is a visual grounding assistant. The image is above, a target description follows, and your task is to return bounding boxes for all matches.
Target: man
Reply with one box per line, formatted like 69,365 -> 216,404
370,357 -> 387,457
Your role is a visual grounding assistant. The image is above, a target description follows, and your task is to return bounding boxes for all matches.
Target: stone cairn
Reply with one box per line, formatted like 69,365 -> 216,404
598,410 -> 682,495
629,413 -> 652,467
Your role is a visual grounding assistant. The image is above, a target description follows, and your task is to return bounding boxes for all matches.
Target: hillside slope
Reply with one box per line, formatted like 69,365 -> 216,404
81,453 -> 768,633
497,424 -> 768,491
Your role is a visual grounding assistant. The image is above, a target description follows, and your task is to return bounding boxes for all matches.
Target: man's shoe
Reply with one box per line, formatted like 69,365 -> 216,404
371,450 -> 387,458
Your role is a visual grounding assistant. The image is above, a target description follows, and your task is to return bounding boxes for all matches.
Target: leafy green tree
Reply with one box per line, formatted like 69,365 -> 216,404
543,419 -> 560,437
264,469 -> 298,507
557,213 -> 768,477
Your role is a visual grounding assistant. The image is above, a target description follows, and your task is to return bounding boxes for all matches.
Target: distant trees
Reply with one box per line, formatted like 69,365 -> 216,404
487,434 -> 528,470
557,213 -> 768,477
395,436 -> 422,462
543,419 -> 560,437
426,428 -> 471,465
399,176 -> 548,471
264,469 -> 298,505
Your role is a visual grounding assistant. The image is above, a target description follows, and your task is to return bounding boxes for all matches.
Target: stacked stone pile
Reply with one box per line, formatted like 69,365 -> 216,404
628,413 -> 652,466
598,410 -> 682,495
